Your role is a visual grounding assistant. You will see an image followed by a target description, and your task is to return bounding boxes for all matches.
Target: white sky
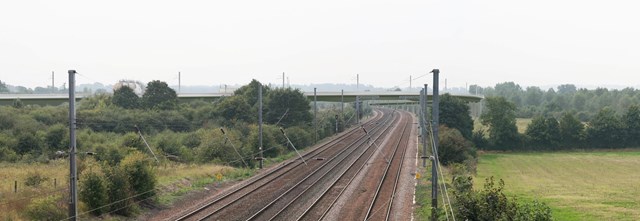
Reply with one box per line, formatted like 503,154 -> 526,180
1,0 -> 639,89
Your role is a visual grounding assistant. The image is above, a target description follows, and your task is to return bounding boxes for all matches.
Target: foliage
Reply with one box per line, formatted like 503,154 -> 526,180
437,126 -> 476,166
112,86 -> 140,109
24,171 -> 49,187
214,96 -> 252,126
439,94 -> 474,139
233,79 -> 271,107
120,151 -> 157,201
79,166 -> 109,215
24,195 -> 67,221
0,80 -> 8,93
452,176 -> 553,221
559,112 -> 584,148
586,107 -> 624,148
45,124 -> 67,150
265,88 -> 312,127
104,166 -> 137,216
480,97 -> 519,150
15,133 -> 43,154
623,105 -> 640,147
142,80 -> 178,110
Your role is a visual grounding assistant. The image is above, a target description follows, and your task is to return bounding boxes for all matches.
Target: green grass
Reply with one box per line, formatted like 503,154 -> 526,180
476,151 -> 640,220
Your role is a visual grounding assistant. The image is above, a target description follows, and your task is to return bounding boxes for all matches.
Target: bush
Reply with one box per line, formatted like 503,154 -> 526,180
105,166 -> 137,216
24,171 -> 49,187
79,168 -> 108,215
24,195 -> 67,221
438,126 -> 476,166
120,151 -> 157,201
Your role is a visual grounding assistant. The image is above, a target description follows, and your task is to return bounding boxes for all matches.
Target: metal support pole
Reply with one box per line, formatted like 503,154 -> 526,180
314,88 -> 318,143
68,70 -> 78,221
178,72 -> 181,93
341,89 -> 344,120
431,156 -> 438,221
282,72 -> 285,88
52,71 -> 55,94
356,96 -> 360,124
421,88 -> 427,168
335,115 -> 339,134
431,69 -> 440,221
258,84 -> 264,169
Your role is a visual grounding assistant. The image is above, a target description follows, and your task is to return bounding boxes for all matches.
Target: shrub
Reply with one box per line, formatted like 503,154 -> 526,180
79,168 -> 108,215
120,151 -> 157,201
24,171 -> 49,187
105,166 -> 137,216
438,126 -> 476,166
24,195 -> 67,221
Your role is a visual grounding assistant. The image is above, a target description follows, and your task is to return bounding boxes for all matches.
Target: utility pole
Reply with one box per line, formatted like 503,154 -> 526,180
282,72 -> 285,88
356,74 -> 359,91
258,84 -> 264,169
431,69 -> 440,221
68,70 -> 78,221
314,88 -> 318,143
409,75 -> 412,91
52,71 -> 55,94
178,72 -> 181,94
422,86 -> 428,168
356,96 -> 360,124
341,89 -> 344,120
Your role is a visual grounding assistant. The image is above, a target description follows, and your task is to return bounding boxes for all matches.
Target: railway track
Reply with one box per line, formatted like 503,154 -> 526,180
172,108 -> 415,221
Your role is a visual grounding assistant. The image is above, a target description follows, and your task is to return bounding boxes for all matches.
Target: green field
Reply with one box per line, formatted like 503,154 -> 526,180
476,151 -> 640,220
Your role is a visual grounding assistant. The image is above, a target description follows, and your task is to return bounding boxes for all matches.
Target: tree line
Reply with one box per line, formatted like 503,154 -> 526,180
471,82 -> 640,121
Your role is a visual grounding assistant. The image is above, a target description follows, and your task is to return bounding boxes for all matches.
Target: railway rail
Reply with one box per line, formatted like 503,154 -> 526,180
171,108 -> 415,221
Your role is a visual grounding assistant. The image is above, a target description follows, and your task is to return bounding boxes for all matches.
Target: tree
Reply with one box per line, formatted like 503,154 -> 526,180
80,168 -> 108,215
480,97 -> 519,150
45,124 -> 67,150
142,80 -> 177,110
234,79 -> 271,107
438,126 -> 476,165
0,80 -> 8,93
559,112 -> 584,148
586,107 -> 624,148
112,86 -> 140,109
120,152 -> 157,201
265,88 -> 312,127
524,86 -> 544,106
439,94 -> 473,139
623,105 -> 640,147
557,84 -> 577,94
214,96 -> 252,126
545,117 -> 561,149
525,116 -> 547,149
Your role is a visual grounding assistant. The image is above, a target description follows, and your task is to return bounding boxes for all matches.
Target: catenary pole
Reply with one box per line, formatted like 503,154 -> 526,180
68,70 -> 78,221
259,84 -> 264,169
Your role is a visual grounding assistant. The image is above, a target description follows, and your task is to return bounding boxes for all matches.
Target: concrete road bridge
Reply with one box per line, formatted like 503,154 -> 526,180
0,91 -> 483,106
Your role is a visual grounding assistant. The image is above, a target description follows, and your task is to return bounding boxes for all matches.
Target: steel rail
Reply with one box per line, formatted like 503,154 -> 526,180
256,110 -> 401,220
364,113 -> 412,221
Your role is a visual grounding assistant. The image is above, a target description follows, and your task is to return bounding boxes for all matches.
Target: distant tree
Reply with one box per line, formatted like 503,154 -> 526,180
45,124 -> 67,150
481,97 -> 519,150
234,79 -> 271,107
586,107 -> 624,148
545,117 -> 561,149
142,80 -> 177,110
16,133 -> 42,154
524,86 -> 544,106
214,96 -> 252,126
468,84 -> 483,95
439,94 -> 473,139
559,112 -> 584,148
493,82 -> 523,106
525,116 -> 547,149
557,84 -> 577,94
265,88 -> 312,127
0,80 -> 8,93
623,105 -> 640,147
112,86 -> 140,109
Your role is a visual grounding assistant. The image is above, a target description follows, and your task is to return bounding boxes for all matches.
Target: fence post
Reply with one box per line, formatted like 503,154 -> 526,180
14,180 -> 17,193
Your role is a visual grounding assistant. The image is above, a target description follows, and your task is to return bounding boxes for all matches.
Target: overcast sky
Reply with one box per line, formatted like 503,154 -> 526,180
1,0 -> 638,90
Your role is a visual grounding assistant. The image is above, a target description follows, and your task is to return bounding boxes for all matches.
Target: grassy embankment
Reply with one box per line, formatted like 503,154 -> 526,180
0,160 -> 253,220
476,151 -> 640,220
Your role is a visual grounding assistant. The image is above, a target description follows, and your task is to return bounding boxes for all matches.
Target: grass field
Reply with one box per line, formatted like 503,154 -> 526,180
476,151 -> 640,220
